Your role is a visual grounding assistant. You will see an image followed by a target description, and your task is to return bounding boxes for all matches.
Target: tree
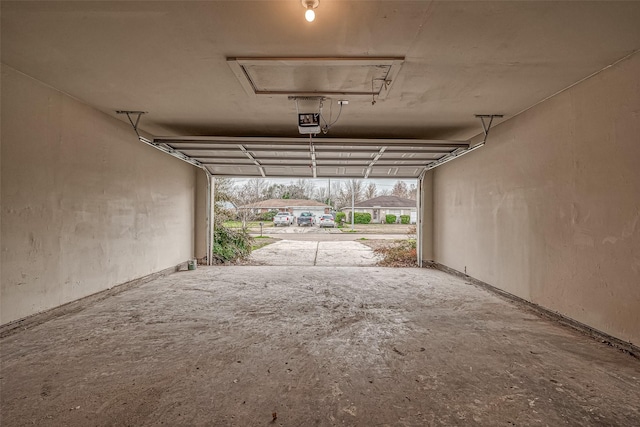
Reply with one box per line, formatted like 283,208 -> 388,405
212,177 -> 253,263
231,178 -> 268,207
264,183 -> 287,199
334,179 -> 364,210
283,179 -> 315,199
391,181 -> 409,199
213,177 -> 236,223
408,183 -> 417,200
314,185 -> 331,206
364,182 -> 377,200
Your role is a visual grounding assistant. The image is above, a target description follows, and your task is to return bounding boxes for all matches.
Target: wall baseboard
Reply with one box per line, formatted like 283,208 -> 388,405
427,261 -> 639,359
0,262 -> 189,339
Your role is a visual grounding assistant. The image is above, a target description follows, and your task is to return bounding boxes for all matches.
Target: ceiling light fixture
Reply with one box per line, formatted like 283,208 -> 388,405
302,0 -> 319,22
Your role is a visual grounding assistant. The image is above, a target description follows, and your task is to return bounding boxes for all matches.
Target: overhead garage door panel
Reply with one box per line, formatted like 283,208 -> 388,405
154,136 -> 470,178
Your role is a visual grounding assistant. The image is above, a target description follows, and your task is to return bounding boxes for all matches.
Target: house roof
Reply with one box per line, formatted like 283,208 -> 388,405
217,201 -> 237,210
238,199 -> 330,209
352,196 -> 417,208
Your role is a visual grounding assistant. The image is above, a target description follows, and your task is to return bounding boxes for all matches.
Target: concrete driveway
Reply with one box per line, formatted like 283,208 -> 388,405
249,240 -> 383,266
251,233 -> 410,242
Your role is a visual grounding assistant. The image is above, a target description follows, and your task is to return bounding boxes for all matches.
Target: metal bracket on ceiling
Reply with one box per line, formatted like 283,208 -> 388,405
115,110 -> 206,170
116,110 -> 147,138
423,114 -> 504,172
475,114 -> 504,143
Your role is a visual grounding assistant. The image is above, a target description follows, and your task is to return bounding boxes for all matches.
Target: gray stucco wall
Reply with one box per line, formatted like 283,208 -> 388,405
1,65 -> 197,324
432,53 -> 640,345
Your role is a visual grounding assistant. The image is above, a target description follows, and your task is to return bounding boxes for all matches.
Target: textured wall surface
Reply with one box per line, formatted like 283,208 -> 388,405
433,53 -> 640,345
1,65 -> 197,324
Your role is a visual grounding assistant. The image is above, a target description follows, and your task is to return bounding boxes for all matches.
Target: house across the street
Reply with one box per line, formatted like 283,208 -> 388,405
238,199 -> 331,219
342,195 -> 417,223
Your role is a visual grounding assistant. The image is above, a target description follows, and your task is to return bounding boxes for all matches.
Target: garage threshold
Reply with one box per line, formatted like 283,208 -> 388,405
1,266 -> 638,426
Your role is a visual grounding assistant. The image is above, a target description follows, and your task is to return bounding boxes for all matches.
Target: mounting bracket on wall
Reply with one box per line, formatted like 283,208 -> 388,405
423,114 -> 504,172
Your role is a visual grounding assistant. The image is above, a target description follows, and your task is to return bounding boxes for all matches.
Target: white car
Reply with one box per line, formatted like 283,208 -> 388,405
273,212 -> 294,226
318,214 -> 336,228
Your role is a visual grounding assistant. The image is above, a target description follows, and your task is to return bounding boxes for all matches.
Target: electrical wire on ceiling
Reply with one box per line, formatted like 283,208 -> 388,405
371,78 -> 377,105
319,98 -> 343,134
292,96 -> 344,136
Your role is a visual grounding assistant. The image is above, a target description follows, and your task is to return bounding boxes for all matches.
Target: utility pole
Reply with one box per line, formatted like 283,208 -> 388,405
351,183 -> 355,231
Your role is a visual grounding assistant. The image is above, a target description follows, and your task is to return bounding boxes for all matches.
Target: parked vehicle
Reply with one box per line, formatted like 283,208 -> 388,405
297,212 -> 315,226
318,214 -> 336,228
273,212 -> 294,226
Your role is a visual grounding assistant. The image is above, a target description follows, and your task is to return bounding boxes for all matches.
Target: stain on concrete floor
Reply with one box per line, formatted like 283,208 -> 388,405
1,266 -> 639,426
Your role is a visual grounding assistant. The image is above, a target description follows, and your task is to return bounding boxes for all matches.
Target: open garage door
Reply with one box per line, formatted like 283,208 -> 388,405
150,136 -> 470,179
117,113 -> 500,267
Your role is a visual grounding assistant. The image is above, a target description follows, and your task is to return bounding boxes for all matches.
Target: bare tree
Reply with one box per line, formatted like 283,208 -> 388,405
391,181 -> 410,199
314,185 -> 331,205
331,180 -> 342,203
334,179 -> 365,209
364,182 -> 377,200
283,179 -> 315,199
233,178 -> 269,206
263,183 -> 287,199
408,183 -> 418,200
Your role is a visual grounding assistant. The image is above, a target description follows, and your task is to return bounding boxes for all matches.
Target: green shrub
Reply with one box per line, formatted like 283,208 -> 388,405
335,212 -> 346,224
354,212 -> 371,224
385,214 -> 397,224
212,226 -> 253,263
257,210 -> 278,221
400,215 -> 410,224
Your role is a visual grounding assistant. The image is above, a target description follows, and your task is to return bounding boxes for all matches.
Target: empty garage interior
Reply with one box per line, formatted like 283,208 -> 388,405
1,1 -> 640,425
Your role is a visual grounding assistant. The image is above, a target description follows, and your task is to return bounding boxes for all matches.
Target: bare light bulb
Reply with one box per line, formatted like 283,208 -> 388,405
305,8 -> 315,22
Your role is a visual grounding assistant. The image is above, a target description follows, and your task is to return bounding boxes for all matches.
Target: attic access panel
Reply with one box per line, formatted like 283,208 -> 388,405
227,57 -> 404,99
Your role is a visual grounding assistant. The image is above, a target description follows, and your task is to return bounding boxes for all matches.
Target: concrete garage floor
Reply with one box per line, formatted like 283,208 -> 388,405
2,267 -> 639,426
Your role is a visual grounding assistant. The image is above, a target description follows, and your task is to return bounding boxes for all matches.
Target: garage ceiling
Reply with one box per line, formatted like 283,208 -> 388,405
2,1 -> 640,177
